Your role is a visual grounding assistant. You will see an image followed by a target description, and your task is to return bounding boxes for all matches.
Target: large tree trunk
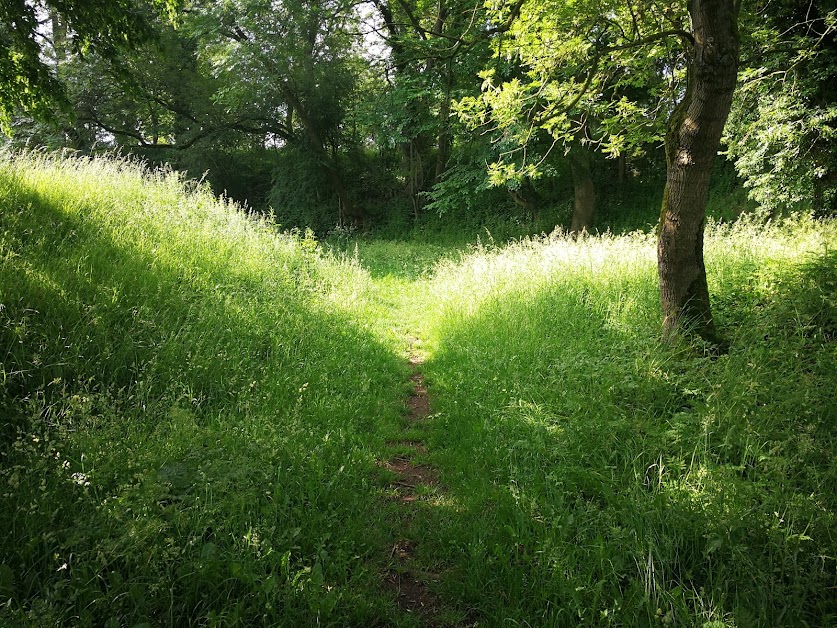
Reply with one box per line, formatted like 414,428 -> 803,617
569,145 -> 595,233
658,0 -> 739,343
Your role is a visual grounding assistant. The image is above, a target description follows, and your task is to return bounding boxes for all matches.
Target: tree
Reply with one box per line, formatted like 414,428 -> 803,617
0,0 -> 176,128
368,0 -> 494,218
50,28 -> 221,152
456,0 -> 681,233
6,0 -> 389,227
657,0 -> 739,343
724,1 -> 837,216
459,0 -> 742,342
189,0 -> 367,225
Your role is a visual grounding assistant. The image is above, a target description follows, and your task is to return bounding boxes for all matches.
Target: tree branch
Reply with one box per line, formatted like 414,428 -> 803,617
534,51 -> 601,126
80,117 -> 213,150
604,28 -> 695,52
484,0 -> 526,37
394,0 -> 428,40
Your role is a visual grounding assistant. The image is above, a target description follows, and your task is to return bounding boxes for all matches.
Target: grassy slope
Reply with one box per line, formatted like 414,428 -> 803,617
2,152 -> 835,626
419,223 -> 837,626
0,153 -> 414,625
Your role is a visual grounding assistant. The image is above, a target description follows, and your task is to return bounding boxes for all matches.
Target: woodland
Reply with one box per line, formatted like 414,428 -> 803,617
1,0 -> 836,626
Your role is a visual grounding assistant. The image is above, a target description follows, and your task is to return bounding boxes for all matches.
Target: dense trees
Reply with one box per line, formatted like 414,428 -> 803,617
0,0 -> 176,127
726,0 -> 837,215
189,0 -> 367,221
455,0 -> 736,338
447,0 -> 833,341
2,0 -> 835,340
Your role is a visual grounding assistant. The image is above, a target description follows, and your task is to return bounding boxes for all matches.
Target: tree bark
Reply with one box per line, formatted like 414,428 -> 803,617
658,0 -> 739,343
569,145 -> 595,233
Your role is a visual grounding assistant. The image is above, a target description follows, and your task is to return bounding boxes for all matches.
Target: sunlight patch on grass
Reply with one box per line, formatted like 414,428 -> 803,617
417,217 -> 837,626
0,151 -> 410,626
2,150 -> 835,626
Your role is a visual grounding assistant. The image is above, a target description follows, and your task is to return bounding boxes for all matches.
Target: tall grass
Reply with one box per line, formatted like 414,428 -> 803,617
2,150 -> 835,626
0,151 -> 411,625
417,219 -> 836,625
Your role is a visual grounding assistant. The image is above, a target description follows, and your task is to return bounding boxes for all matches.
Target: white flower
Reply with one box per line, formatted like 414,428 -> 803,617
71,472 -> 90,487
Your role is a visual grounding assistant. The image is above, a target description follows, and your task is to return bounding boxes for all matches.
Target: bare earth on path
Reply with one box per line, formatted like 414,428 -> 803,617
378,336 -> 451,625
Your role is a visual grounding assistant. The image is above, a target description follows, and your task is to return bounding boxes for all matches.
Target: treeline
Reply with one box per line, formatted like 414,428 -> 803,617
1,0 -> 834,234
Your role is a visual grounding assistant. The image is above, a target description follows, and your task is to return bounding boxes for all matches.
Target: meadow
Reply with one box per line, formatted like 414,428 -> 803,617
1,152 -> 835,626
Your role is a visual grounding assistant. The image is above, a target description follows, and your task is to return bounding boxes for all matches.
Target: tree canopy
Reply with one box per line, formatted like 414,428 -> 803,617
2,0 -> 836,340
0,0 -> 180,127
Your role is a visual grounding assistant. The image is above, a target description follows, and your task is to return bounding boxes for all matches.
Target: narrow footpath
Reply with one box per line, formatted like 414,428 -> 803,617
379,336 -> 446,625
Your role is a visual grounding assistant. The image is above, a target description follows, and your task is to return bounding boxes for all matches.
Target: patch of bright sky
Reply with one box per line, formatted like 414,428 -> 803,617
356,2 -> 390,62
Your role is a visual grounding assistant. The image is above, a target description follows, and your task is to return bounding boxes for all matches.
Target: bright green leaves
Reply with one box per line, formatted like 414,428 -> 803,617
456,0 -> 686,186
487,160 -> 540,187
599,96 -> 665,158
724,2 -> 837,215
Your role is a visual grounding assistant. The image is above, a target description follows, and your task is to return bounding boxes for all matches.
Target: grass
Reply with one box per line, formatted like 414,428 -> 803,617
0,152 -> 412,625
417,220 -> 836,626
2,151 -> 836,626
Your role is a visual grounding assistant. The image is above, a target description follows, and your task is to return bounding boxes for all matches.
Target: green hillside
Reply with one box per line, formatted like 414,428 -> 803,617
1,153 -> 835,626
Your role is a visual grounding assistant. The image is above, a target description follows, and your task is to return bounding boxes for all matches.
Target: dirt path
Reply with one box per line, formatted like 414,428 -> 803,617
379,337 -> 447,624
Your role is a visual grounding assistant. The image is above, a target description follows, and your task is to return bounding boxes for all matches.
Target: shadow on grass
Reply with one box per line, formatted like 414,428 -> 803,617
418,271 -> 836,626
0,172 -> 414,625
330,239 -> 467,283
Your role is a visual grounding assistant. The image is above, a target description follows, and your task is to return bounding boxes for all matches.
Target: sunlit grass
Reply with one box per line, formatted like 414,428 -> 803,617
417,218 -> 836,626
0,151 -> 411,625
2,150 -> 835,626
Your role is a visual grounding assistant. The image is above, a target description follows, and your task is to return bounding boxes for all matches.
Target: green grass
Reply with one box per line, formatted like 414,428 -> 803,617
2,151 -> 836,626
0,152 -> 413,625
417,220 -> 837,626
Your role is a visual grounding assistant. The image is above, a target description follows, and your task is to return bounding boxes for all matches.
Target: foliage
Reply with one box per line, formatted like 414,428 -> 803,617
159,146 -> 280,209
0,0 -> 177,128
424,139 -> 503,215
190,0 -> 360,139
455,0 -> 682,185
2,0 -> 837,229
724,2 -> 837,215
268,145 -> 337,232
